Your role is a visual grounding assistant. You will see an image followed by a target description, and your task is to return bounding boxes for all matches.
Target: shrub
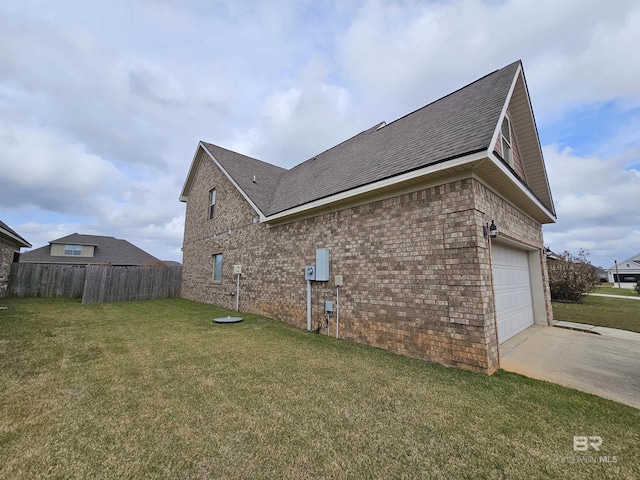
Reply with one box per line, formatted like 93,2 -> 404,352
547,249 -> 600,303
635,283 -> 640,296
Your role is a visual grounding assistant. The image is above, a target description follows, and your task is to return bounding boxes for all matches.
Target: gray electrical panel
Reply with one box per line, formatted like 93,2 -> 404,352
315,248 -> 330,281
324,301 -> 333,313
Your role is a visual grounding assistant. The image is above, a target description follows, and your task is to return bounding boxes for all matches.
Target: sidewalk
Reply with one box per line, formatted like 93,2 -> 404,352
586,293 -> 640,300
553,320 -> 640,341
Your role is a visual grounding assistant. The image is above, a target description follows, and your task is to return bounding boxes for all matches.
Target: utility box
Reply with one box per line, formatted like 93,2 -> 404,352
315,248 -> 330,281
324,301 -> 333,313
233,265 -> 242,275
334,275 -> 344,287
305,265 -> 316,281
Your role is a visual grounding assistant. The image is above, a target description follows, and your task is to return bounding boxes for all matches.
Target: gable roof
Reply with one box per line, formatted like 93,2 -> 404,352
607,253 -> 640,271
181,60 -> 555,223
0,220 -> 31,248
20,233 -> 162,266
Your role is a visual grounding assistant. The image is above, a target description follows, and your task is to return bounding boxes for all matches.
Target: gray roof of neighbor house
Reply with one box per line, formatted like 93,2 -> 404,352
20,233 -> 163,266
0,220 -> 31,248
189,60 -> 525,217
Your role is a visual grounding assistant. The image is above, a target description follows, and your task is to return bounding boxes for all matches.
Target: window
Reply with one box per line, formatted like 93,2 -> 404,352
627,263 -> 631,268
64,245 -> 82,256
213,253 -> 223,282
209,189 -> 216,219
501,117 -> 512,165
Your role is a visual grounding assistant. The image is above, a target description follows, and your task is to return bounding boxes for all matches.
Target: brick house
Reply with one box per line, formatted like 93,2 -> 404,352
179,60 -> 556,374
0,220 -> 31,297
20,233 -> 164,266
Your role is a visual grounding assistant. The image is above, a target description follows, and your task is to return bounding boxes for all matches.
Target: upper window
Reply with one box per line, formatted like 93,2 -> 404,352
213,253 -> 223,282
501,117 -> 512,165
64,245 -> 82,256
209,189 -> 216,219
627,263 -> 631,268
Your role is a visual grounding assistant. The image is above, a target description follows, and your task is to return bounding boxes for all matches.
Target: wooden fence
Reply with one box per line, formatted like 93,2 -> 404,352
81,265 -> 182,304
7,263 -> 181,303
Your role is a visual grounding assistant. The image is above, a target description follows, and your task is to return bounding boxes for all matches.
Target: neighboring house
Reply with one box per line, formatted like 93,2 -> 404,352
20,233 -> 163,266
180,60 -> 556,374
0,220 -> 31,296
607,253 -> 640,286
593,266 -> 607,281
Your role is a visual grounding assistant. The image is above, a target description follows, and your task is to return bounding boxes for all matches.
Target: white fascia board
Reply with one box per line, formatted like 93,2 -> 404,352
264,150 -> 488,223
0,228 -> 31,248
488,63 -> 521,155
200,143 -> 267,221
487,151 -> 556,223
179,143 -> 205,202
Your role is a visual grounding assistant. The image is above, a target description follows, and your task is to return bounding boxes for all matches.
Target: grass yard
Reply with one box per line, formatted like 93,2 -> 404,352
1,298 -> 638,479
594,284 -> 639,297
553,296 -> 640,333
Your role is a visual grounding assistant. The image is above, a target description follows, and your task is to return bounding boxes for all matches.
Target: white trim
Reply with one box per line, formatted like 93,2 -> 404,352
200,143 -> 267,221
487,151 -> 556,222
264,151 -> 488,223
0,227 -> 31,248
488,64 -> 521,158
179,144 -> 204,202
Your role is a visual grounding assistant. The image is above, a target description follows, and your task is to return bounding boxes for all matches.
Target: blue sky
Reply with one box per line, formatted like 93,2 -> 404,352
1,0 -> 639,269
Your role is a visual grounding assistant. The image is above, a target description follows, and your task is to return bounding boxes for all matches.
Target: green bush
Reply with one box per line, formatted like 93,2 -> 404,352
547,249 -> 600,303
635,283 -> 640,295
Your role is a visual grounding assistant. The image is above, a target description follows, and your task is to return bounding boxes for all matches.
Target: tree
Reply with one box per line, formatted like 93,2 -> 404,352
547,249 -> 599,303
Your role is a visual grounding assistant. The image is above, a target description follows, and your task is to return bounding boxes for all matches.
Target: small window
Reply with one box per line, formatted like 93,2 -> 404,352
209,189 -> 216,219
501,117 -> 512,165
627,263 -> 631,268
212,253 -> 223,282
64,245 -> 82,256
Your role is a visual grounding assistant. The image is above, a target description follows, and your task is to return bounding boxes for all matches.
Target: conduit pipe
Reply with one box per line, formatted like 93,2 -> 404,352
306,279 -> 312,331
236,273 -> 240,312
335,286 -> 339,338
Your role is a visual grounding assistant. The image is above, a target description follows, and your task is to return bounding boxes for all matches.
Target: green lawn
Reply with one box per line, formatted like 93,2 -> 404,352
594,283 -> 639,297
1,298 -> 638,479
553,296 -> 640,333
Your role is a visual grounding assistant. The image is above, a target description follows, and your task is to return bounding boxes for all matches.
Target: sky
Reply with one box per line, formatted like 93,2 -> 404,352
1,0 -> 639,269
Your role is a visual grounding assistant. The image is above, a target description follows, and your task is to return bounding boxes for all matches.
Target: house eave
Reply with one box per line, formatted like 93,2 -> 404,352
264,150 -> 489,224
182,142 -> 267,221
0,228 -> 31,248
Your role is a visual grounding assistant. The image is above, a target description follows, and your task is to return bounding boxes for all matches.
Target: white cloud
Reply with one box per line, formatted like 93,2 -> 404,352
543,144 -> 640,267
0,121 -> 123,211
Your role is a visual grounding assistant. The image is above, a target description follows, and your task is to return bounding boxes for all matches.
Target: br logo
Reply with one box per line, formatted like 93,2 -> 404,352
573,436 -> 602,451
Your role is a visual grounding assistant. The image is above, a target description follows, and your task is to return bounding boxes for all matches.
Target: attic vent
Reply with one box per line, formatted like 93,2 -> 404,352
252,175 -> 256,183
376,121 -> 387,131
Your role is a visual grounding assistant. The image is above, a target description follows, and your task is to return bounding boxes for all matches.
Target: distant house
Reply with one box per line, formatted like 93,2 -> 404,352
0,220 -> 31,296
20,233 -> 163,266
607,253 -> 640,286
179,60 -> 556,375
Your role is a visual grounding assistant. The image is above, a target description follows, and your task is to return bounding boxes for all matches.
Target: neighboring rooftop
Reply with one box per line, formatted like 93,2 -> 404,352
20,233 -> 163,266
0,220 -> 31,248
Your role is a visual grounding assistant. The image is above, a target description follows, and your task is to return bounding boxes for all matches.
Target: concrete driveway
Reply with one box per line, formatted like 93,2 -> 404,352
500,326 -> 640,409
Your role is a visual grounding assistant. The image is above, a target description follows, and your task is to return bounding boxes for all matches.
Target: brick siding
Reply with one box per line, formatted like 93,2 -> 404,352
0,240 -> 18,297
182,153 -> 550,374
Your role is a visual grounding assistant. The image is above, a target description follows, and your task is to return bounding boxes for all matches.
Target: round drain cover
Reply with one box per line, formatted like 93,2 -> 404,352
213,316 -> 243,324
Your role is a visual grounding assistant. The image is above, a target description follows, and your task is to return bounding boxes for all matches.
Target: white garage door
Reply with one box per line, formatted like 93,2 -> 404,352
492,244 -> 534,343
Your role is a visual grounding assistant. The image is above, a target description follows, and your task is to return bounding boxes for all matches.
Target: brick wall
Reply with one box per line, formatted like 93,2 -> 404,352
182,154 -> 549,374
0,240 -> 18,297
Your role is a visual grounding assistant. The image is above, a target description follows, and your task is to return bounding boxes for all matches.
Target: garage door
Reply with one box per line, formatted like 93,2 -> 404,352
492,243 -> 534,343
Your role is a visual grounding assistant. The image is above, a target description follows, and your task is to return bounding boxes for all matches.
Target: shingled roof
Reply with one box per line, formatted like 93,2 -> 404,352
0,220 -> 31,248
183,60 -> 554,220
20,233 -> 163,266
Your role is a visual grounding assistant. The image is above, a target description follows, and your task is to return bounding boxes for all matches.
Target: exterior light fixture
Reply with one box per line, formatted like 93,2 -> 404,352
484,220 -> 499,239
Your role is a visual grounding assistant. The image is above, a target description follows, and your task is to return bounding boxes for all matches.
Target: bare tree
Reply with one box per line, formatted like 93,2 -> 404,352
547,249 -> 599,303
